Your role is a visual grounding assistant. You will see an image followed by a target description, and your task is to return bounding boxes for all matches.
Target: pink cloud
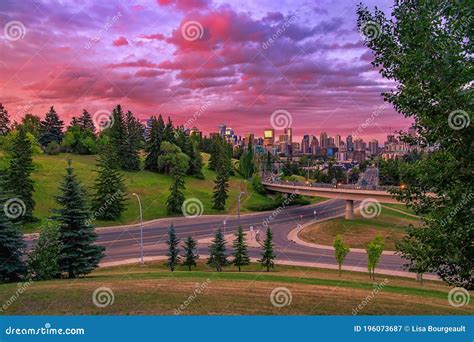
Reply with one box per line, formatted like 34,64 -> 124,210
112,36 -> 129,47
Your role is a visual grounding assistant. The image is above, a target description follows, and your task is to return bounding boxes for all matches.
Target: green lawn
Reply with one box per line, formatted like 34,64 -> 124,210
0,261 -> 470,315
299,207 -> 421,250
0,153 -> 323,233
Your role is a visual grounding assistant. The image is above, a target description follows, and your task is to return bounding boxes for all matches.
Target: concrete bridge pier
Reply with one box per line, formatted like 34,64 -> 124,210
345,200 -> 354,219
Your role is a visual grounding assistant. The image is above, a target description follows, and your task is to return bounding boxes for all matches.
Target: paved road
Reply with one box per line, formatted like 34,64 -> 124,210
98,199 -> 405,272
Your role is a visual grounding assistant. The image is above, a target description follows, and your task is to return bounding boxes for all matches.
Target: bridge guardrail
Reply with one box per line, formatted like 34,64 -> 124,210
262,179 -> 399,192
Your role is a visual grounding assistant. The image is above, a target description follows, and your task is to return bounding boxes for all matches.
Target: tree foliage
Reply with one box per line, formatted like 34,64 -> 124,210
358,1 -> 473,288
232,226 -> 250,271
54,160 -> 105,278
166,224 -> 180,271
333,235 -> 350,276
207,228 -> 228,271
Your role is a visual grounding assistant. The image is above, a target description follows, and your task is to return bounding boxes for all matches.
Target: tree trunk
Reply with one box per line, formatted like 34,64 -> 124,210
339,264 -> 342,276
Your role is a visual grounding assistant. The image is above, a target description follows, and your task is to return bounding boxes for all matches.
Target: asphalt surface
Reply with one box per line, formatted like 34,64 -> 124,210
98,199 -> 406,272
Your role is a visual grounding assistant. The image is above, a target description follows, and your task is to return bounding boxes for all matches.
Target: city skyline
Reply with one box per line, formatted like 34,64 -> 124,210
1,0 -> 410,142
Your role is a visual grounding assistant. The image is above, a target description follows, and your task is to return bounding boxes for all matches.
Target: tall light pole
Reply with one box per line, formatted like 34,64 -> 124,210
237,185 -> 245,227
223,220 -> 227,235
132,193 -> 144,264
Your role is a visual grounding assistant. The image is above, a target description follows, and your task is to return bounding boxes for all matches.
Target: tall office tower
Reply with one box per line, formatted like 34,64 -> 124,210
320,132 -> 328,148
346,135 -> 354,151
310,136 -> 319,155
263,128 -> 275,147
368,139 -> 379,155
225,127 -> 234,138
218,124 -> 226,137
301,135 -> 310,154
284,127 -> 293,144
335,134 -> 341,148
354,138 -> 365,151
328,137 -> 335,148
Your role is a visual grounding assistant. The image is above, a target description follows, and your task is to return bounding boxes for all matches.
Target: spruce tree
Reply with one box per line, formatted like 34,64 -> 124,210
259,227 -> 276,272
232,226 -> 250,272
91,147 -> 127,220
7,126 -> 35,221
108,105 -> 127,166
166,224 -> 180,271
21,114 -> 41,138
163,117 -> 175,144
144,116 -> 164,172
39,106 -> 64,147
182,236 -> 199,271
187,139 -> 204,179
208,136 -> 222,171
0,103 -> 10,136
54,160 -> 105,278
207,228 -> 228,272
212,150 -> 230,210
122,110 -> 142,171
159,142 -> 189,214
78,109 -> 96,134
0,171 -> 27,282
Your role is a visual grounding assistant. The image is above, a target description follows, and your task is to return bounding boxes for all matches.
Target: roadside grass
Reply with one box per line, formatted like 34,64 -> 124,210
8,153 -> 318,233
298,207 -> 421,250
0,262 -> 471,315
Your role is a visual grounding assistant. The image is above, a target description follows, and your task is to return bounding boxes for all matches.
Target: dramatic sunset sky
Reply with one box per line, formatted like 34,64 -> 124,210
0,0 -> 410,141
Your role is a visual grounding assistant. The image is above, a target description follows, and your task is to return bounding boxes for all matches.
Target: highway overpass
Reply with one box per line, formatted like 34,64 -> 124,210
263,181 -> 402,219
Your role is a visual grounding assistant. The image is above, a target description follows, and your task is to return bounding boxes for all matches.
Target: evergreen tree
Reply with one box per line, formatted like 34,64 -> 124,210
0,171 -> 27,282
91,147 -> 127,220
187,139 -> 204,179
54,160 -> 105,278
77,109 -> 96,134
232,226 -> 250,272
259,227 -> 276,272
144,115 -> 164,172
207,228 -> 228,272
108,105 -> 127,166
122,110 -> 142,171
0,103 -> 10,136
182,236 -> 199,271
39,106 -> 64,147
165,224 -> 180,271
212,149 -> 230,210
7,126 -> 35,221
157,142 -> 189,214
239,142 -> 255,179
208,136 -> 222,171
163,116 -> 175,144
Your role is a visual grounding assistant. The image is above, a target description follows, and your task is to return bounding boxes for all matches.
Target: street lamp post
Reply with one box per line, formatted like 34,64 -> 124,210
223,220 -> 226,235
237,185 -> 245,227
313,210 -> 317,220
132,193 -> 144,264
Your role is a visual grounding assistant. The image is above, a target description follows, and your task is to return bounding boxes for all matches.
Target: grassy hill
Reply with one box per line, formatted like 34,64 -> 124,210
0,261 -> 470,315
0,153 -> 323,233
298,206 -> 421,250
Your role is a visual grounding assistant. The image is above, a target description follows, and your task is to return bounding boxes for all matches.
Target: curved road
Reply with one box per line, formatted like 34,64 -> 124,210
98,199 -> 405,273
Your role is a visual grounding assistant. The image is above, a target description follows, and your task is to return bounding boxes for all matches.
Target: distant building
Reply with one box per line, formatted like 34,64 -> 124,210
320,132 -> 328,148
346,135 -> 354,152
301,135 -> 310,154
263,128 -> 275,148
368,139 -> 379,156
335,134 -> 341,148
218,124 -> 226,137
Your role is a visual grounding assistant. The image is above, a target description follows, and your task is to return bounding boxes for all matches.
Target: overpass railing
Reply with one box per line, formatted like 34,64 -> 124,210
263,178 -> 399,192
